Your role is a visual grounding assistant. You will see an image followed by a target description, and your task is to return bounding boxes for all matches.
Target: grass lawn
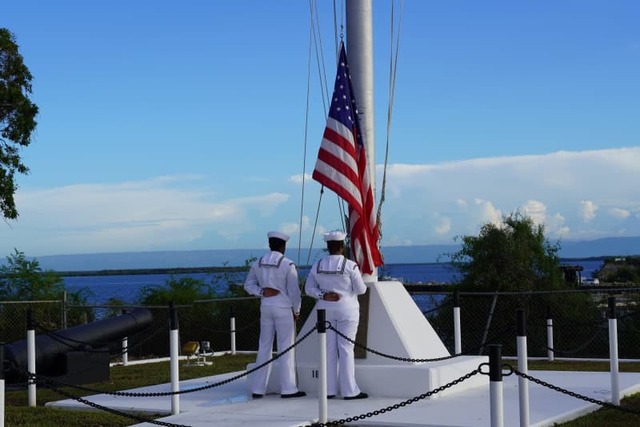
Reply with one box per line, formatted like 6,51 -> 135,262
4,354 -> 256,427
4,357 -> 640,426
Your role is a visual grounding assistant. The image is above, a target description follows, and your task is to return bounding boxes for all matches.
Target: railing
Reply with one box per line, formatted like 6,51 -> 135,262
1,287 -> 639,361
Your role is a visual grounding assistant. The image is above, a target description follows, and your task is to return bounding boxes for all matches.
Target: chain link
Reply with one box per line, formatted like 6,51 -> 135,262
513,369 -> 640,416
303,369 -> 481,427
28,325 -> 318,398
326,323 -> 458,362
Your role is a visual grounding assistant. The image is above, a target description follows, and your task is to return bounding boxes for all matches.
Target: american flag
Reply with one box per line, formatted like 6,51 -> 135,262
312,42 -> 383,275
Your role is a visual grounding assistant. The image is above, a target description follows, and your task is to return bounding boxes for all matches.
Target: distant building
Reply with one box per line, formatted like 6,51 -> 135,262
560,264 -> 584,285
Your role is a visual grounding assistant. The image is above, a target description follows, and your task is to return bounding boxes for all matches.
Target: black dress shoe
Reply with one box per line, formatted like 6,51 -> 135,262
344,392 -> 368,400
251,393 -> 263,398
327,395 -> 335,399
281,391 -> 306,398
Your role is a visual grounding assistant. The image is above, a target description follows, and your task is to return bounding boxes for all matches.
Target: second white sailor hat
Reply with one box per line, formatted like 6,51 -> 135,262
323,231 -> 347,242
267,231 -> 290,242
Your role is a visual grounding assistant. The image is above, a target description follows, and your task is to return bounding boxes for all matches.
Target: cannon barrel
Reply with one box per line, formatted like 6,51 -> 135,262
3,307 -> 153,382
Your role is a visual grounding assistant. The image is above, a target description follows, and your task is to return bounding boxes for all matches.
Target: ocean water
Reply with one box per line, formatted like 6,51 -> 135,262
63,260 -> 604,306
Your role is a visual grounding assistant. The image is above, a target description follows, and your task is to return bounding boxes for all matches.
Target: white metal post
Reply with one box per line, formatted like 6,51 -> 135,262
516,310 -> 530,427
546,317 -> 554,362
230,307 -> 236,355
27,309 -> 36,407
169,302 -> 180,414
1,342 -> 5,427
121,337 -> 128,366
608,298 -> 620,405
489,345 -> 504,427
318,310 -> 328,424
453,291 -> 462,354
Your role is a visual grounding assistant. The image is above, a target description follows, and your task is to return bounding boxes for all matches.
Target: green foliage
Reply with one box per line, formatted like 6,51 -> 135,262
132,259 -> 263,355
597,257 -> 640,284
0,249 -> 64,300
0,249 -> 93,340
1,28 -> 39,219
136,276 -> 216,305
429,212 -> 601,357
451,211 -> 564,292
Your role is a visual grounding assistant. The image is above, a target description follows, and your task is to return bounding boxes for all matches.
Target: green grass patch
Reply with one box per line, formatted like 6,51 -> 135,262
5,354 -> 255,426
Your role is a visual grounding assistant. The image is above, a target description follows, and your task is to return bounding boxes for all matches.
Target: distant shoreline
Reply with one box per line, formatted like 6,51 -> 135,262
53,257 -> 607,277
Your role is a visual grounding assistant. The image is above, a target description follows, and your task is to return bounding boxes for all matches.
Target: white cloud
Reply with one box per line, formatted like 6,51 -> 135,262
521,200 -> 547,225
4,147 -> 640,256
289,173 -> 312,185
580,200 -> 598,223
474,199 -> 502,226
435,217 -> 452,235
5,176 -> 291,255
379,147 -> 640,244
609,208 -> 631,219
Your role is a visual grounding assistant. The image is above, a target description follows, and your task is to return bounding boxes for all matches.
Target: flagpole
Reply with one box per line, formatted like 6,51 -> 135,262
347,0 -> 378,282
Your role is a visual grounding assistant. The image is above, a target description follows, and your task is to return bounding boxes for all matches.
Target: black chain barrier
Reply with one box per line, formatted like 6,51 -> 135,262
326,322 -> 513,362
529,326 -> 605,357
26,325 -> 318,398
513,368 -> 640,417
303,368 -> 482,427
326,323 -> 458,362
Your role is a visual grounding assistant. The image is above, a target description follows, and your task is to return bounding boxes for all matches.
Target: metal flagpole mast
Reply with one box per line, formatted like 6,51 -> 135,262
346,0 -> 377,282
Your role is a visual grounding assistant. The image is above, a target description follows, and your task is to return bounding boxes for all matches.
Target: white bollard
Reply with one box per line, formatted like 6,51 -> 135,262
230,307 -> 236,356
169,303 -> 180,415
318,310 -> 328,424
27,310 -> 36,407
0,377 -> 4,427
489,345 -> 504,427
121,337 -> 128,366
1,342 -> 5,427
608,298 -> 620,405
516,310 -> 530,427
453,291 -> 462,354
546,317 -> 554,362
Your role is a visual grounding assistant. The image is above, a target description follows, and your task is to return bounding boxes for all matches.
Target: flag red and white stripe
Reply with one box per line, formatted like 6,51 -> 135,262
312,42 -> 383,275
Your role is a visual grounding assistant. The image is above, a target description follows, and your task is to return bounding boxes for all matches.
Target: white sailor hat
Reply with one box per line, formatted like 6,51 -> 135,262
267,231 -> 290,242
324,231 -> 347,242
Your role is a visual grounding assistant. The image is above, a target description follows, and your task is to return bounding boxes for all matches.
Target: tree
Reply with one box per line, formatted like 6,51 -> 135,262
0,248 -> 66,300
0,249 -> 93,342
1,28 -> 39,219
428,212 -> 600,357
451,211 -> 564,292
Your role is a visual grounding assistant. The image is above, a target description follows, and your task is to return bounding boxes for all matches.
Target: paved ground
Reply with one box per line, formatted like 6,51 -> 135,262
47,369 -> 640,427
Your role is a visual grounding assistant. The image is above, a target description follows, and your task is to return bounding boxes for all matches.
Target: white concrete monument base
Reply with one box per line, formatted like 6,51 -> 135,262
294,280 -> 487,398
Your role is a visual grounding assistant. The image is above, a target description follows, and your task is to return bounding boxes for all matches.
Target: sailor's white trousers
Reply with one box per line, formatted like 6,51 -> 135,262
250,305 -> 298,395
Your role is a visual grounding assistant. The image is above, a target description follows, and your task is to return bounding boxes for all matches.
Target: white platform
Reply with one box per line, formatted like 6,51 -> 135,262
47,368 -> 640,427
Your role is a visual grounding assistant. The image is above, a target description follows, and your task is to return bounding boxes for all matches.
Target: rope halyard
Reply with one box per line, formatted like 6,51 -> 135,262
376,0 -> 405,243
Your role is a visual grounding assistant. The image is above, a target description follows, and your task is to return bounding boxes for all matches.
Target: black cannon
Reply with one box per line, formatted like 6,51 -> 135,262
3,307 -> 153,384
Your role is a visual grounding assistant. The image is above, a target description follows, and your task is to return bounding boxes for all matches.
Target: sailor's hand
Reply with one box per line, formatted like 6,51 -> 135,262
322,291 -> 340,302
261,287 -> 280,297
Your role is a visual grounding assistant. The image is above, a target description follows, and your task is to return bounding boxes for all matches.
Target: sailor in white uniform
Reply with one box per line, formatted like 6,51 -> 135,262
244,231 -> 306,398
304,231 -> 368,400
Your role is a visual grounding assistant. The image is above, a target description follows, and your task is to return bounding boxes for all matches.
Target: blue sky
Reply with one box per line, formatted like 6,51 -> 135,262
2,0 -> 639,259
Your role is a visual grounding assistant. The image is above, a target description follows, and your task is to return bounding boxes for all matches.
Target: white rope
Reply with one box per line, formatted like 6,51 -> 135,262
376,0 -> 404,240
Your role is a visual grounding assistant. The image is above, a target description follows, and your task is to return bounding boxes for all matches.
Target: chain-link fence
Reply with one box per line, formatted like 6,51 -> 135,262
2,287 -> 639,362
418,287 -> 640,360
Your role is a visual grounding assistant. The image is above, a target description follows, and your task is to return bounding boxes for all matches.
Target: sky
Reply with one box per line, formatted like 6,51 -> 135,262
1,0 -> 639,260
